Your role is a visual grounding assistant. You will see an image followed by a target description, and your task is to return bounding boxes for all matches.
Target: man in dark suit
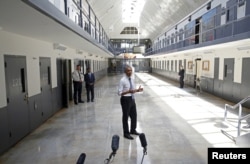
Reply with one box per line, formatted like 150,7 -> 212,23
178,65 -> 185,88
84,67 -> 95,102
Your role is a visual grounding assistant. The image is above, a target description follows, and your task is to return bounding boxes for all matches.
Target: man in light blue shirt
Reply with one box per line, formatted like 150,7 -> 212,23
118,65 -> 143,140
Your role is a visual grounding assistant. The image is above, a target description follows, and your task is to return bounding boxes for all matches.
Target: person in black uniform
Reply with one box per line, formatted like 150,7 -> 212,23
118,65 -> 143,140
178,65 -> 185,88
72,65 -> 84,104
84,67 -> 95,102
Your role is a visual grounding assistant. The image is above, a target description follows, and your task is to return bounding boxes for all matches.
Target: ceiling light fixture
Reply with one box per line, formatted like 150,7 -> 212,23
237,46 -> 250,51
53,43 -> 67,51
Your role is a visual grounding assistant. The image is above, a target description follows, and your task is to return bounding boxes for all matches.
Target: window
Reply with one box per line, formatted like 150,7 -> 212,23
120,27 -> 138,34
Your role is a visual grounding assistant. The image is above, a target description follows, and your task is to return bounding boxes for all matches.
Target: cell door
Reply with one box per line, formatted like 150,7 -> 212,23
241,58 -> 250,99
4,55 -> 29,146
61,59 -> 71,107
194,58 -> 201,87
223,58 -> 234,100
213,58 -> 222,96
40,57 -> 53,121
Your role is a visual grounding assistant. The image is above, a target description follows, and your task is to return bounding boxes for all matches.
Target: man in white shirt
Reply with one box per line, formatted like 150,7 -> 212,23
118,65 -> 143,140
72,65 -> 84,105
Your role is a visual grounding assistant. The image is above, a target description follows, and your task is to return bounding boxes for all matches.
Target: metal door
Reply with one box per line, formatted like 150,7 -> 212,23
55,58 -> 63,110
194,58 -> 201,87
40,57 -> 53,121
241,58 -> 250,107
61,59 -> 71,107
213,58 -> 222,96
223,58 -> 234,100
4,55 -> 29,146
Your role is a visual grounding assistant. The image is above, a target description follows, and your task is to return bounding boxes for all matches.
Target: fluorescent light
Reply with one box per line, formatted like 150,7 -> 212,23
76,49 -> 83,54
53,43 -> 67,51
122,0 -> 145,23
237,46 -> 250,51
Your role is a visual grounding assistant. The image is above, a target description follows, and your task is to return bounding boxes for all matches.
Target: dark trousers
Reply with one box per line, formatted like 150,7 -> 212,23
86,85 -> 94,101
120,96 -> 137,135
179,77 -> 184,88
73,81 -> 82,103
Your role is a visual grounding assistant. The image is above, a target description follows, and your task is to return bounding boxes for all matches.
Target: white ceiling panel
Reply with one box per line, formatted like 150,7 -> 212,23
88,0 -> 209,39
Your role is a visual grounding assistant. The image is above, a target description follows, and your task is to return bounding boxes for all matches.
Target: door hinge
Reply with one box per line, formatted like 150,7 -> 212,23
7,98 -> 9,104
5,62 -> 7,68
41,87 -> 42,92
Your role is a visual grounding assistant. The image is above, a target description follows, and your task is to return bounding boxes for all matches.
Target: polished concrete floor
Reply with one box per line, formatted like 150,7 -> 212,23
0,73 -> 249,164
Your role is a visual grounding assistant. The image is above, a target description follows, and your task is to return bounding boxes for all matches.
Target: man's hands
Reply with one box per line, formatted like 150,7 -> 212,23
137,85 -> 143,92
128,85 -> 143,93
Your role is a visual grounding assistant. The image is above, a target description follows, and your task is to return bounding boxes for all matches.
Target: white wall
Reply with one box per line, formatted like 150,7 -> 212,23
151,43 -> 250,84
0,30 -> 107,108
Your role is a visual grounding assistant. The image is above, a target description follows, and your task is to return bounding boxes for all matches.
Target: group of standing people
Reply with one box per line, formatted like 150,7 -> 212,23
72,65 -> 95,105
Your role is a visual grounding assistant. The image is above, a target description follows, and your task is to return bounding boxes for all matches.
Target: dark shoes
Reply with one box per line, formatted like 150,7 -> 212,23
124,134 -> 134,140
130,130 -> 140,135
74,101 -> 84,104
243,125 -> 250,129
124,130 -> 141,140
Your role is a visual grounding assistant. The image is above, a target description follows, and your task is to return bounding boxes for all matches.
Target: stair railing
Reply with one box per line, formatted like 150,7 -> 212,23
224,96 -> 250,137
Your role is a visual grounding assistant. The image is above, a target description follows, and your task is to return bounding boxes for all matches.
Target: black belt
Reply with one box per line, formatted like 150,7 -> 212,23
121,96 -> 132,98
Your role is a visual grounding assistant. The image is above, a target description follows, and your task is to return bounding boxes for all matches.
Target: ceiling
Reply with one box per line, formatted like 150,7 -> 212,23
88,0 -> 209,40
0,0 -> 210,56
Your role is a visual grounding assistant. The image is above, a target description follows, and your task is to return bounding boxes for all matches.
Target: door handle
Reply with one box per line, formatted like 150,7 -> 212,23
24,93 -> 29,102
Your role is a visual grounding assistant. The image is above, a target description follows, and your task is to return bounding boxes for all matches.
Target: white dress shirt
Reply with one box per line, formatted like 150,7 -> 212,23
118,75 -> 135,97
72,70 -> 84,82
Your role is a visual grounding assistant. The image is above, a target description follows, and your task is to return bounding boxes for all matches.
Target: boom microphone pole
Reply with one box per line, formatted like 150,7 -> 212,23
104,135 -> 119,164
139,133 -> 147,164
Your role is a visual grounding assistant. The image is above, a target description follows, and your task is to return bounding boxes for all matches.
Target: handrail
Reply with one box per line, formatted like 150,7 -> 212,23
224,95 -> 250,137
225,96 -> 250,110
145,1 -> 250,56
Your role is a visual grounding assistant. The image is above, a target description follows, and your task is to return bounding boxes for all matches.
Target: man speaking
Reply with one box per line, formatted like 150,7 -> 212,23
118,65 -> 143,140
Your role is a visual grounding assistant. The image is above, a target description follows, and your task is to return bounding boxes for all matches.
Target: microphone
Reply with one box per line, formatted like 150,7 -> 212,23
76,153 -> 86,164
139,133 -> 147,164
105,135 -> 120,164
111,135 -> 120,154
139,133 -> 147,148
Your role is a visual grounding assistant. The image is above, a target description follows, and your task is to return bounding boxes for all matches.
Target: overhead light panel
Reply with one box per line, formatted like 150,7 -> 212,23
237,46 -> 250,51
53,43 -> 67,51
76,49 -> 83,54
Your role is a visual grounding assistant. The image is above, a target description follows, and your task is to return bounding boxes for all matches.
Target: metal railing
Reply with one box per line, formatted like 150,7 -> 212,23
48,0 -> 115,55
145,1 -> 250,56
224,95 -> 250,137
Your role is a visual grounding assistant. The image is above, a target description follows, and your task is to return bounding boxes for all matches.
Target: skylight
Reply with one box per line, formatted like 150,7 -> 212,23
122,0 -> 145,23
